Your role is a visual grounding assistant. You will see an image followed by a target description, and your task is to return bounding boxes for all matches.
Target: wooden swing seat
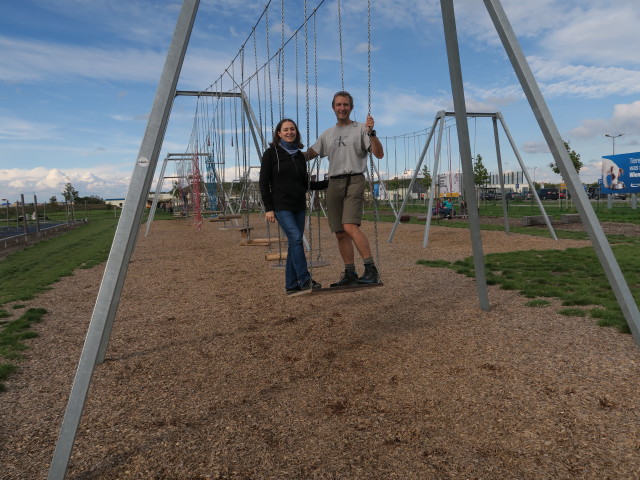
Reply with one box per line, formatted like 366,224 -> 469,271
288,282 -> 384,297
210,214 -> 242,222
265,252 -> 287,261
240,239 -> 281,246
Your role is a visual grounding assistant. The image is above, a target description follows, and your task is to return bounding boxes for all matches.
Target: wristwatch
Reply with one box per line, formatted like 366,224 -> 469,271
368,129 -> 376,137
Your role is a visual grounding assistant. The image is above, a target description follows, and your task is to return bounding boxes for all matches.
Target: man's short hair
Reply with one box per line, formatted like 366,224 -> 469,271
332,90 -> 354,108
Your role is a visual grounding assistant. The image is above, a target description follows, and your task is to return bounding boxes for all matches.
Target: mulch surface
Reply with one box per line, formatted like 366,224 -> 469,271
1,215 -> 639,479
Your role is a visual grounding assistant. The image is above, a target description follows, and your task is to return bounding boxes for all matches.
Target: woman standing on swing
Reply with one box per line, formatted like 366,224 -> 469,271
259,118 -> 328,295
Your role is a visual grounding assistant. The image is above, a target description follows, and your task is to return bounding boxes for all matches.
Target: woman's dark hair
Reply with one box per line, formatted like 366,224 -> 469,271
270,118 -> 303,148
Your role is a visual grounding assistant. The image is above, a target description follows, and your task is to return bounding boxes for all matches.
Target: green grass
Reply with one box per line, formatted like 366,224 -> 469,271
0,216 -> 116,305
417,238 -> 640,334
525,299 -> 551,307
0,213 -> 116,391
0,308 -> 47,391
369,198 -> 640,224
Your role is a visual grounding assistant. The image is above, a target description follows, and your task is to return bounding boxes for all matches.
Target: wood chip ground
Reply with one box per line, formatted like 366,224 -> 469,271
1,216 -> 639,479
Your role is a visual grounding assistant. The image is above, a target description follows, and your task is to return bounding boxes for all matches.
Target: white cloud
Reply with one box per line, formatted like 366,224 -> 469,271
0,36 -> 166,84
569,100 -> 640,139
528,57 -> 640,98
0,115 -> 59,141
539,5 -> 640,67
522,141 -> 550,154
377,91 -> 448,128
0,165 -> 132,202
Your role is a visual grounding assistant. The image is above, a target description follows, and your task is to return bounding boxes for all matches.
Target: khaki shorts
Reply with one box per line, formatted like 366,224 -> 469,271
326,173 -> 365,233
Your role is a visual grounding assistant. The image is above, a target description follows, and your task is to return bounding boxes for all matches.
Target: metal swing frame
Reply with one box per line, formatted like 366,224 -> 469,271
387,110 -> 557,247
47,1 -> 640,478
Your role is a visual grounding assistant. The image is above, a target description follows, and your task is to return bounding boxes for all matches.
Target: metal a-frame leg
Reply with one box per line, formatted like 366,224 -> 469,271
387,112 -> 443,243
496,112 -> 557,240
423,113 -> 446,248
483,0 -> 640,346
492,117 -> 510,234
47,2 -> 200,478
145,154 -> 170,236
441,0 -> 490,310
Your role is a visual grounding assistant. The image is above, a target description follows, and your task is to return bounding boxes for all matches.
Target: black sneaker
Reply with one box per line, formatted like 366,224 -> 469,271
330,270 -> 358,287
286,285 -> 302,295
358,264 -> 380,284
300,279 -> 322,291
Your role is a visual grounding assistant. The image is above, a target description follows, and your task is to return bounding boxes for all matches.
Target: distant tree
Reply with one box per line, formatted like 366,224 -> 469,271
170,181 -> 180,198
77,195 -> 104,205
473,154 -> 490,186
420,164 -> 432,190
61,183 -> 79,203
49,196 -> 58,207
549,141 -> 583,175
387,176 -> 400,192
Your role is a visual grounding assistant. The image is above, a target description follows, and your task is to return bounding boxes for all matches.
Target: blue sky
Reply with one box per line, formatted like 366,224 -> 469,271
1,0 -> 639,203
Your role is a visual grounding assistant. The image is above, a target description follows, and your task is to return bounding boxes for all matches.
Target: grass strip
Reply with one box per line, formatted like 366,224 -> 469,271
417,239 -> 640,334
0,217 -> 116,305
0,216 -> 115,390
0,308 -> 47,391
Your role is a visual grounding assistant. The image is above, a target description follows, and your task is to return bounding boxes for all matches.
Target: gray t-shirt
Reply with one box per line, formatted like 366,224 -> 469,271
311,121 -> 371,177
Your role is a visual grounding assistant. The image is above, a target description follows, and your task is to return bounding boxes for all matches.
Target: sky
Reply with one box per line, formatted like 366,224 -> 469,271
1,0 -> 639,204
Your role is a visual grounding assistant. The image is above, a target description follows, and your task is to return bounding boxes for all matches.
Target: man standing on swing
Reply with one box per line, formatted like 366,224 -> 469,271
306,91 -> 384,286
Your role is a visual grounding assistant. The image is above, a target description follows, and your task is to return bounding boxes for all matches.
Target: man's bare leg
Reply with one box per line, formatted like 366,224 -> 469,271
336,230 -> 355,264
342,223 -> 372,260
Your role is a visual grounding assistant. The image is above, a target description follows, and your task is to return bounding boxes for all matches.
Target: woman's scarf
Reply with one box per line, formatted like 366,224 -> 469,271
279,139 -> 299,156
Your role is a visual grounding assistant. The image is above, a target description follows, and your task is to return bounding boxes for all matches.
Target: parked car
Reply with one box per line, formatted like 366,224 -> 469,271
612,192 -> 627,200
480,191 -> 496,201
505,192 -> 524,200
537,188 -> 559,200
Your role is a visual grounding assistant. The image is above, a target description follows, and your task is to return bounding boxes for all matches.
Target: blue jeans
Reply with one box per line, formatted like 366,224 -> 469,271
275,210 -> 310,290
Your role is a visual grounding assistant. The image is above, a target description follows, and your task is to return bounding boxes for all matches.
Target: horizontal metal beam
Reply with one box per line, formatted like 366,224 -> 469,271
175,90 -> 242,98
166,152 -> 210,157
444,111 -> 498,118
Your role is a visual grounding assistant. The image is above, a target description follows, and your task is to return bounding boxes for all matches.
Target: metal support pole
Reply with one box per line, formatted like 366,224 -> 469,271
492,118 -> 510,234
145,155 -> 170,236
423,113 -> 446,248
47,2 -> 200,478
388,112 -> 442,243
20,194 -> 27,235
34,194 -> 41,235
484,0 -> 640,346
496,113 -> 557,240
441,0 -> 490,310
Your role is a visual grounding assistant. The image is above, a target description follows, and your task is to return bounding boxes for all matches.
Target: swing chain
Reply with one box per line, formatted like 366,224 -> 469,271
338,0 -> 344,90
367,0 -> 381,271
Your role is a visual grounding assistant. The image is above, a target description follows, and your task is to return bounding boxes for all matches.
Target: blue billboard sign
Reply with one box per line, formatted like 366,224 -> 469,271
373,183 -> 380,199
601,152 -> 640,194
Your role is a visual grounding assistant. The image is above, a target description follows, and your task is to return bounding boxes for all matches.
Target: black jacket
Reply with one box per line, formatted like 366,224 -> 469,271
259,144 -> 327,212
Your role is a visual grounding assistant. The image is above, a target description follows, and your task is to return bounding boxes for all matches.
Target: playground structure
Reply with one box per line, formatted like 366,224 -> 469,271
46,1 -> 640,479
387,111 -> 557,248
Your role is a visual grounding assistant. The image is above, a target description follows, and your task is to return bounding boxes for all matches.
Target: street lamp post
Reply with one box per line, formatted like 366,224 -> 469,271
604,133 -> 624,155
